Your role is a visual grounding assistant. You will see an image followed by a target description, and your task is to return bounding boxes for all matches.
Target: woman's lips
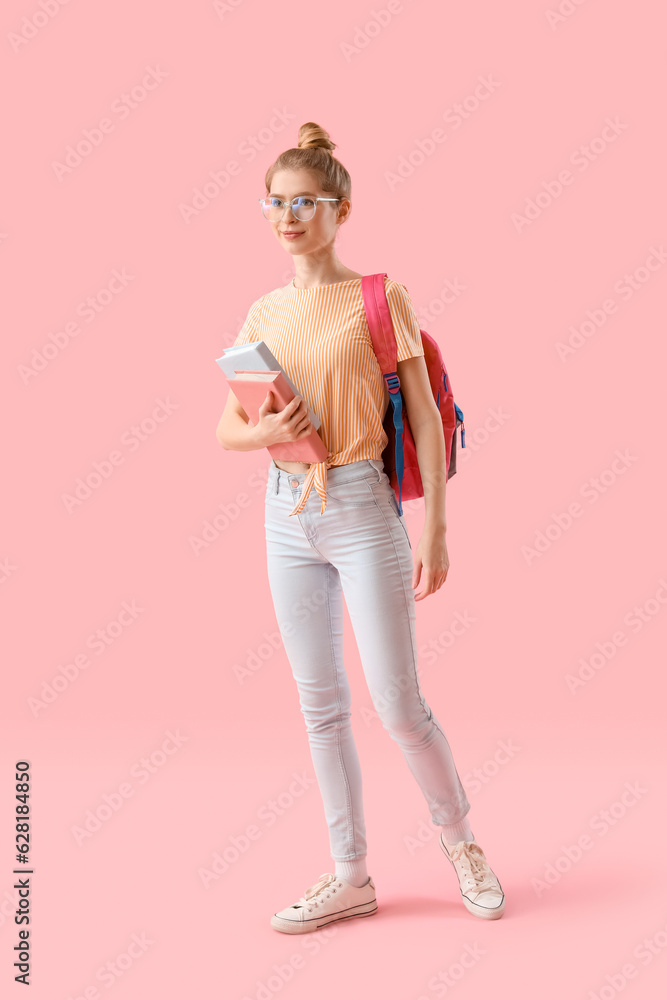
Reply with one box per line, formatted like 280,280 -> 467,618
282,231 -> 304,238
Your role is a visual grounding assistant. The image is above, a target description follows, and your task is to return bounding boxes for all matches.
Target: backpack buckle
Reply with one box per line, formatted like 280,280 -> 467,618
384,372 -> 400,394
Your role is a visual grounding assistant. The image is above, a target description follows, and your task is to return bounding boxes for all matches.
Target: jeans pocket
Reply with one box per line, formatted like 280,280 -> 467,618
387,489 -> 412,549
325,477 -> 378,507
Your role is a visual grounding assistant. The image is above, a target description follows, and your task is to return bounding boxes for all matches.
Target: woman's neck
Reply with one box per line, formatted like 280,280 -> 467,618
291,257 -> 361,289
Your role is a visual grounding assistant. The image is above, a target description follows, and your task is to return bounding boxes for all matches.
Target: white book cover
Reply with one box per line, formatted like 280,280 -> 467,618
215,341 -> 321,430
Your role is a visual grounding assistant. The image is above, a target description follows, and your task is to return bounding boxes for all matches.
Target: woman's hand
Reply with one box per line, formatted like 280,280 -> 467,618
255,390 -> 314,447
412,525 -> 450,601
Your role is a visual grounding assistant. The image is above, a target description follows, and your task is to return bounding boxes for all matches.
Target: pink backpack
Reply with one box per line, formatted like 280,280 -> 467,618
361,272 -> 465,516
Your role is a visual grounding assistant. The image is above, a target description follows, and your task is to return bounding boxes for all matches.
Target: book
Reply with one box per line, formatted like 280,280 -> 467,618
215,341 -> 321,430
224,369 -> 328,464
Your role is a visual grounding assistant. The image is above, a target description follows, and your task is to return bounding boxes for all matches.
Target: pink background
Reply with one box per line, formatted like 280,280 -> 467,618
2,1 -> 665,997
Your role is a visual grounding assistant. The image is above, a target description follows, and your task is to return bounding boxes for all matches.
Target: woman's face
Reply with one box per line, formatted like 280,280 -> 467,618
265,168 -> 349,258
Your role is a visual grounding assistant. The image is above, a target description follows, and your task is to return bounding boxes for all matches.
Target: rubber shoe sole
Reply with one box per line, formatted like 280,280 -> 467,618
439,835 -> 505,920
270,875 -> 378,934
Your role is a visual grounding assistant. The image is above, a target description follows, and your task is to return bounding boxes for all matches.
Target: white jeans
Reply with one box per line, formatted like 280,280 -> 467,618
264,458 -> 471,863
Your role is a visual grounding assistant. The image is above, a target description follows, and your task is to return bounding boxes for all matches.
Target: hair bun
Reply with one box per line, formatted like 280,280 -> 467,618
264,122 -> 350,209
297,122 -> 336,154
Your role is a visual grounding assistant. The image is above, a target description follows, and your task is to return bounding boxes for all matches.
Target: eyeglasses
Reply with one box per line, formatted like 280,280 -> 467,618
258,196 -> 341,222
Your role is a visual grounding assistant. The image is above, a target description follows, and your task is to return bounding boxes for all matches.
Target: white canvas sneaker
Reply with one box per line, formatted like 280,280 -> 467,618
270,872 -> 378,934
439,835 -> 505,919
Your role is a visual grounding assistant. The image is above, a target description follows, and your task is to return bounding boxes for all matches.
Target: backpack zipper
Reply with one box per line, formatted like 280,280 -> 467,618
454,402 -> 465,448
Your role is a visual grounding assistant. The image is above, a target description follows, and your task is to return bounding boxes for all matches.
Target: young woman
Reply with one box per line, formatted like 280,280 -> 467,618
216,121 -> 505,933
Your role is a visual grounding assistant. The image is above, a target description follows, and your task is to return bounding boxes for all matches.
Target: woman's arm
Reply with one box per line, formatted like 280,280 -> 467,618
396,356 -> 449,600
216,389 -> 313,452
395,356 -> 447,532
216,391 -> 264,451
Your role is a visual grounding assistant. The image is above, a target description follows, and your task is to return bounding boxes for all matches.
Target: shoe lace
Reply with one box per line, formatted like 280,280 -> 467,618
449,842 -> 498,894
296,873 -> 340,910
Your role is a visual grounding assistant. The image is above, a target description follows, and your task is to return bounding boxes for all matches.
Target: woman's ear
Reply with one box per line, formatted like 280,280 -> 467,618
338,199 -> 352,225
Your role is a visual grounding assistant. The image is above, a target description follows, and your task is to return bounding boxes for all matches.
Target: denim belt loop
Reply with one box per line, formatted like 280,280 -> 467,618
369,458 -> 384,482
275,468 -> 281,494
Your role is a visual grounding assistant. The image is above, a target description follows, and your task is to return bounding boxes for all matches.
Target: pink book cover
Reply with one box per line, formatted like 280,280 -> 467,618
225,369 -> 328,463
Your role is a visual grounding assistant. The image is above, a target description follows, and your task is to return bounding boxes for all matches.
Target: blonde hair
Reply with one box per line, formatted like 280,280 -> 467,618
264,122 -> 351,204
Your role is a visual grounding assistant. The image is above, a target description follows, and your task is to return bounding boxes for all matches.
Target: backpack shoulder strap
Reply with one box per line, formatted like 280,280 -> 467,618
361,273 -> 400,393
361,273 -> 406,510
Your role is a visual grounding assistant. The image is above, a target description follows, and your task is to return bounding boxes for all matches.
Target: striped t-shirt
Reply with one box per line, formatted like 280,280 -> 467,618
231,276 -> 425,516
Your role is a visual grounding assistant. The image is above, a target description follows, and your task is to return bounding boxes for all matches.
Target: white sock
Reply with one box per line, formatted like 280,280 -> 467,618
440,816 -> 474,846
335,857 -> 369,887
